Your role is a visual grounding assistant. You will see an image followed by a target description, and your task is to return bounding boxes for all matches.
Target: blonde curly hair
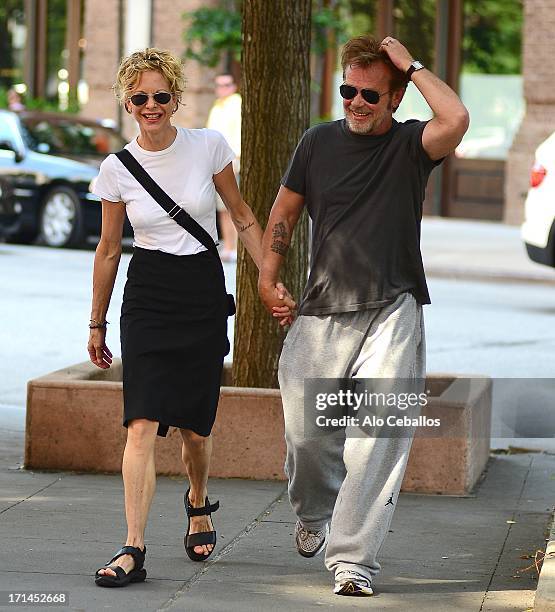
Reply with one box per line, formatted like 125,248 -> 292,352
113,47 -> 186,106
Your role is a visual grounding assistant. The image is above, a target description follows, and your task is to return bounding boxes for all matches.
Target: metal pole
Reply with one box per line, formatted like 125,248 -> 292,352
117,0 -> 124,131
65,0 -> 81,104
433,0 -> 462,217
35,0 -> 47,98
24,0 -> 37,97
433,0 -> 449,216
376,0 -> 394,39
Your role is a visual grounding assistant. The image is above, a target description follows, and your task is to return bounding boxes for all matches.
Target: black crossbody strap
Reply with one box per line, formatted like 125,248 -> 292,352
115,149 -> 219,257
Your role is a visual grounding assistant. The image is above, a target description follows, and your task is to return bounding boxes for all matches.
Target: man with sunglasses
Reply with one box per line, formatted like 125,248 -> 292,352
259,35 -> 469,596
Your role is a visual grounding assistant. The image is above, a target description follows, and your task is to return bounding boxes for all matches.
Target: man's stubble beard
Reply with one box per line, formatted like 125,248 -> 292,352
345,96 -> 393,135
346,113 -> 378,135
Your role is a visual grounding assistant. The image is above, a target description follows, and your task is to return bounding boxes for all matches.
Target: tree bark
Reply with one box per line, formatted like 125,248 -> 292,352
233,0 -> 311,389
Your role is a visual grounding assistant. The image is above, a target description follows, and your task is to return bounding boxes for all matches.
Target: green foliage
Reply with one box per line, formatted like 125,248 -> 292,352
26,96 -> 80,114
0,87 -> 80,114
463,0 -> 522,74
182,0 -> 348,68
182,6 -> 242,68
312,5 -> 349,55
311,114 -> 334,126
393,0 -> 436,69
182,0 -> 523,76
340,0 -> 374,38
46,0 -> 68,89
327,0 -> 523,76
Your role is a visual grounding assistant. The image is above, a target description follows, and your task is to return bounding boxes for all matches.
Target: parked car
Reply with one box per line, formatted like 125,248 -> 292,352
0,109 -> 131,247
522,131 -> 555,268
0,175 -> 18,237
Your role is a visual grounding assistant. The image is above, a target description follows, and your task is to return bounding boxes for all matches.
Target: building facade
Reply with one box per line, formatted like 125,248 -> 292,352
505,0 -> 555,224
82,0 -> 221,139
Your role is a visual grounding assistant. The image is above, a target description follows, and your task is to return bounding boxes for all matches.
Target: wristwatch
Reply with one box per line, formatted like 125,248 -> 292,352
406,60 -> 425,81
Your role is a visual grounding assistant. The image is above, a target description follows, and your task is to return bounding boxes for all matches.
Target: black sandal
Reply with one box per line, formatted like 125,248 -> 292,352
184,488 -> 219,562
94,545 -> 147,588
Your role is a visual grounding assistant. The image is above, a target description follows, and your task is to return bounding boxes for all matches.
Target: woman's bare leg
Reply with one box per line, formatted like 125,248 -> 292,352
180,429 -> 214,556
97,418 -> 158,576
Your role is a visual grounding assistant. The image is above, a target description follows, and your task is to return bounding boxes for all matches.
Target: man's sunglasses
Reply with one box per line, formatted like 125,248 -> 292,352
339,84 -> 390,105
129,92 -> 172,106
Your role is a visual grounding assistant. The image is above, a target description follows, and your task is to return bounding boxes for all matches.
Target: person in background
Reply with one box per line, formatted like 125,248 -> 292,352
206,73 -> 241,262
7,89 -> 25,112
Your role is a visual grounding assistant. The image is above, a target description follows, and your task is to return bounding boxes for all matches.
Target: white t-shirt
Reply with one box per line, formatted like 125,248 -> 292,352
92,127 -> 235,256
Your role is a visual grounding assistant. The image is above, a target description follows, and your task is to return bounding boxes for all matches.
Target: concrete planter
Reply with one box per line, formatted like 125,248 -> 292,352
25,362 -> 491,494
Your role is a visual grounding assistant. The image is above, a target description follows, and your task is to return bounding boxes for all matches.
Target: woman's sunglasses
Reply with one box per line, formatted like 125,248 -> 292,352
129,92 -> 172,106
339,84 -> 390,105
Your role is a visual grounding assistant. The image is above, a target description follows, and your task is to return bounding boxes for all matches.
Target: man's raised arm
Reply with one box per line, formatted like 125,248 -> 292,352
380,36 -> 470,160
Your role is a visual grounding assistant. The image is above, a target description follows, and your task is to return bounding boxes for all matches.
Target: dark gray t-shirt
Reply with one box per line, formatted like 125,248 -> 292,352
281,118 -> 442,315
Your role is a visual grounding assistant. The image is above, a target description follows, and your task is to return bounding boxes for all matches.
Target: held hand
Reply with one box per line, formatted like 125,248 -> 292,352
87,329 -> 113,369
380,37 -> 413,73
273,281 -> 297,327
258,280 -> 297,327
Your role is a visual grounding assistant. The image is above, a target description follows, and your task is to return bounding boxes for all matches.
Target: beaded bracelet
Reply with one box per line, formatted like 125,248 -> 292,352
89,319 -> 109,329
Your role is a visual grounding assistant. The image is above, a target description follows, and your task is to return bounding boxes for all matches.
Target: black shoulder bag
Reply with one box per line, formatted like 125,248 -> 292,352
115,149 -> 236,316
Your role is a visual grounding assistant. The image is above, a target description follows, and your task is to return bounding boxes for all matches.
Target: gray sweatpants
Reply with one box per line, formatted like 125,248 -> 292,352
278,292 -> 425,582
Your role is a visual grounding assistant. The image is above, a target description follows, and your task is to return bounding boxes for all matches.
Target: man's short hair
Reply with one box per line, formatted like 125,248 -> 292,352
341,36 -> 407,92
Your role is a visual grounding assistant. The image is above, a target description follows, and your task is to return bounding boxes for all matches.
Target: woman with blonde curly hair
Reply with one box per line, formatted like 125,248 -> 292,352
89,48 -> 294,587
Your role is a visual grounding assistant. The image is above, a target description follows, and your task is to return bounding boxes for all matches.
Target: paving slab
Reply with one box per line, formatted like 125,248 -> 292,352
0,427 -> 24,470
0,476 -> 284,577
165,454 -> 551,612
0,427 -> 553,611
0,570 -> 183,612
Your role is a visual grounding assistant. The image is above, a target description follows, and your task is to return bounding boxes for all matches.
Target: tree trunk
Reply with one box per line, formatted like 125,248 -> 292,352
233,0 -> 311,389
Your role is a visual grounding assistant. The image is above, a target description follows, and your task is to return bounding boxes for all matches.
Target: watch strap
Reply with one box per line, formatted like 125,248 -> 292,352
406,61 -> 424,81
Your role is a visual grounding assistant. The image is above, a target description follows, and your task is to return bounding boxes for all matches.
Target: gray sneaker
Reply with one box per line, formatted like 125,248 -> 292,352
294,521 -> 329,558
334,570 -> 374,596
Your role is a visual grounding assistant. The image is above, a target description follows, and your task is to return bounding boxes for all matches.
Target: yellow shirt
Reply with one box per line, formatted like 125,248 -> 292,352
206,93 -> 241,158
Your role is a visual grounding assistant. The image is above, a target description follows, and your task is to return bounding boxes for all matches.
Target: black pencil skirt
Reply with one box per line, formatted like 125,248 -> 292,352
120,247 -> 230,438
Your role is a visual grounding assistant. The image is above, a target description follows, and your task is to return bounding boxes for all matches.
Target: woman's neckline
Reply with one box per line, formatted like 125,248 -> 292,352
131,126 -> 180,156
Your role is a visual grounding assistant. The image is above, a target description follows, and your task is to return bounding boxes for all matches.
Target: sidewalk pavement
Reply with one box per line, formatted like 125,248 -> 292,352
1,427 -> 554,611
421,217 -> 555,285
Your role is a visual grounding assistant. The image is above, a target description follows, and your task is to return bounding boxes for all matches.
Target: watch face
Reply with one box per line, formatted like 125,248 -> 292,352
413,61 -> 424,70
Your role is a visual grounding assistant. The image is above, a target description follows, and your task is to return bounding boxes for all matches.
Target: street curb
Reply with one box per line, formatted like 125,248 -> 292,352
534,511 -> 555,611
425,266 -> 555,286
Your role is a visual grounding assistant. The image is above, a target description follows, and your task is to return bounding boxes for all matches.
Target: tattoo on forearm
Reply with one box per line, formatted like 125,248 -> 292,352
272,222 -> 287,240
271,240 -> 289,256
238,221 -> 254,233
271,221 -> 289,256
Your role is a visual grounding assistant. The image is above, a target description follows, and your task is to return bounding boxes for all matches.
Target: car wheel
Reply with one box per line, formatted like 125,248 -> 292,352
38,186 -> 84,248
